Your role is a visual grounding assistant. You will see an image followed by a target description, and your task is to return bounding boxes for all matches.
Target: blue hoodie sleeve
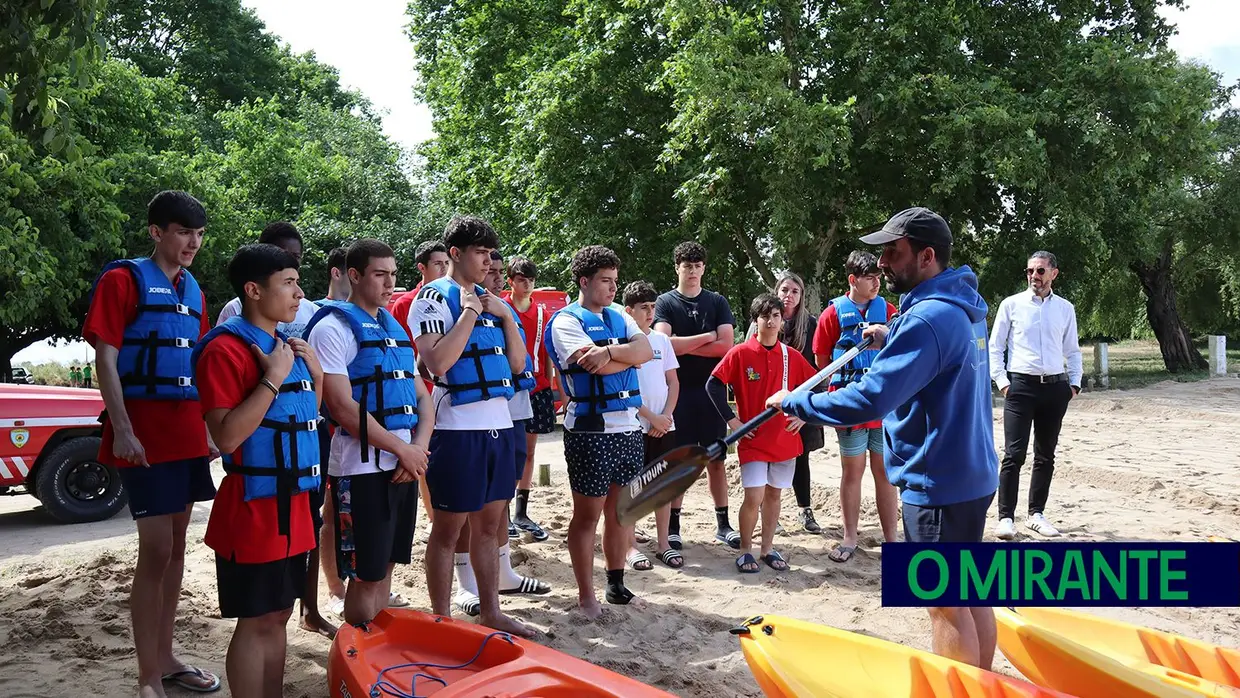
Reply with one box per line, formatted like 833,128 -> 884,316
782,314 -> 941,427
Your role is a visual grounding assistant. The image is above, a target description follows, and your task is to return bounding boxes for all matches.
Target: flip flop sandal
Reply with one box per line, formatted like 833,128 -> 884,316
454,594 -> 481,617
735,553 -> 760,574
657,549 -> 684,569
508,522 -> 520,540
828,544 -> 856,563
716,529 -> 741,549
626,549 -> 652,571
388,592 -> 411,607
514,518 -> 550,542
499,576 -> 552,595
161,666 -> 221,693
667,534 -> 683,550
761,550 -> 789,571
633,528 -> 651,544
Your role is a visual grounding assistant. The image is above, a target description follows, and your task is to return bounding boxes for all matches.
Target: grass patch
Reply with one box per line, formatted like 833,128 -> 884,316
1081,339 -> 1239,390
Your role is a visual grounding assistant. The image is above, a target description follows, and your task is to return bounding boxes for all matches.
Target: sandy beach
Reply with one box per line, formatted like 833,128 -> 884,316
3,377 -> 1239,697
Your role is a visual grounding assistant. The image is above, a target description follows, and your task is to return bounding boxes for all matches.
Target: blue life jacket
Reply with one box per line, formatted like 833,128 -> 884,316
304,302 -> 419,466
90,257 -> 203,401
543,303 -> 641,430
829,295 -> 889,388
421,278 -> 515,405
191,316 -> 321,537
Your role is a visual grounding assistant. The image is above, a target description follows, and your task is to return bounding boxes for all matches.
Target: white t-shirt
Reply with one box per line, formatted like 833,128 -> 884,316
217,297 -> 320,339
409,280 -> 514,431
635,330 -> 679,434
508,390 -> 533,422
306,312 -> 412,476
549,307 -> 643,433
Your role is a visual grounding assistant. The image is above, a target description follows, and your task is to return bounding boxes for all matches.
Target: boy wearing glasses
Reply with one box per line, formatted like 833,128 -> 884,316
811,250 -> 900,563
988,251 -> 1082,540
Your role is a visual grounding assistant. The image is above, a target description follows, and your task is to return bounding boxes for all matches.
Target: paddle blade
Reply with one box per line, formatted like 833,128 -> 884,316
615,444 -> 713,527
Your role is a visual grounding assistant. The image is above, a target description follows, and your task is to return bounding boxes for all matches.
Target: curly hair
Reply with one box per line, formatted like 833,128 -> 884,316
570,245 -> 621,287
673,240 -> 707,265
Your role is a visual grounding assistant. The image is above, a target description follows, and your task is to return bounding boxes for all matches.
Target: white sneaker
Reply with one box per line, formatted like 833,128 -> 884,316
1026,513 -> 1060,537
996,518 -> 1016,540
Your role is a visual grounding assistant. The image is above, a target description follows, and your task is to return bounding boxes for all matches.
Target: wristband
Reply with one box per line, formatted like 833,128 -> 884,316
260,378 -> 280,397
606,346 -> 613,361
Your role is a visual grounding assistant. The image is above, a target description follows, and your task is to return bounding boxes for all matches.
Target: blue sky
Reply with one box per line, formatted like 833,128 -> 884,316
15,0 -> 1239,365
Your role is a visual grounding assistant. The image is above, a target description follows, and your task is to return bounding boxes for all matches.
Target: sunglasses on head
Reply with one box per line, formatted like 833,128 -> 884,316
1026,267 -> 1048,276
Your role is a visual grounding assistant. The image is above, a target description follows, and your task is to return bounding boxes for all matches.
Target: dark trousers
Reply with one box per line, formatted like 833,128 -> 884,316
998,374 -> 1072,519
792,451 -> 811,509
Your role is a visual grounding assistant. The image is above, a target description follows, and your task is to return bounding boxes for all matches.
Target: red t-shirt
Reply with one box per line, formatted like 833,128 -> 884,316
501,291 -> 553,393
712,338 -> 816,464
811,297 -> 899,430
82,266 -> 211,467
196,333 -> 316,564
387,281 -> 433,395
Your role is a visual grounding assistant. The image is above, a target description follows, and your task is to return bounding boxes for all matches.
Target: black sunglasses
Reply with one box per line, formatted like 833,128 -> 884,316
1026,267 -> 1049,276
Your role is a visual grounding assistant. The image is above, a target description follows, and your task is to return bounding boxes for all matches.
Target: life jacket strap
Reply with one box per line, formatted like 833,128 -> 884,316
349,369 -> 412,386
279,379 -> 314,393
136,303 -> 203,320
360,337 -> 412,349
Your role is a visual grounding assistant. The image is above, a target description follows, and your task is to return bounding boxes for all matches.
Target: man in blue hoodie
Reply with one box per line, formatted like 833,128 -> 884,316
765,206 -> 999,670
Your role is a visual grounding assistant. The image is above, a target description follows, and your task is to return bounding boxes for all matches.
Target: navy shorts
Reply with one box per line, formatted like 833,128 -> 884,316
215,552 -> 307,619
526,389 -> 557,434
511,420 -> 529,480
118,457 -> 216,519
564,430 -> 644,498
425,429 -> 516,513
902,492 -> 995,543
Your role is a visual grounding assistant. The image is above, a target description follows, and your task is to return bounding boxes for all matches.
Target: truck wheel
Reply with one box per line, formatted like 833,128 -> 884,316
34,436 -> 128,524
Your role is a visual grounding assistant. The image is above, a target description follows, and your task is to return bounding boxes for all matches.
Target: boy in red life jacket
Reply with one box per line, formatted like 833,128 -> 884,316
706,294 -> 815,574
811,250 -> 901,563
83,190 -> 221,697
193,243 -> 325,697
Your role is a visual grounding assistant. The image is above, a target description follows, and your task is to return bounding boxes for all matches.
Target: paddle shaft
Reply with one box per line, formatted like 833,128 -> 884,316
717,336 -> 874,453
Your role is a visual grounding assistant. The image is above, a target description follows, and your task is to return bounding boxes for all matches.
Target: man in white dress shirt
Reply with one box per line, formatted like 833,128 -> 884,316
989,251 -> 1082,539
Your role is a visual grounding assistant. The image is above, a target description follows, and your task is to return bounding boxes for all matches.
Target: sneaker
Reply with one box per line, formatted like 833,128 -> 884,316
798,508 -> 822,533
996,518 -> 1016,540
1026,513 -> 1060,537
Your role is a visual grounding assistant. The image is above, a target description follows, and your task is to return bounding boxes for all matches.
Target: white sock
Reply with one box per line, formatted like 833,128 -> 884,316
454,552 -> 478,595
498,543 -> 524,589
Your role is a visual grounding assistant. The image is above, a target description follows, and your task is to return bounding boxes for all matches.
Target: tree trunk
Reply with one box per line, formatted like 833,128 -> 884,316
791,219 -> 840,315
733,229 -> 777,289
0,350 -> 11,384
1130,239 -> 1208,373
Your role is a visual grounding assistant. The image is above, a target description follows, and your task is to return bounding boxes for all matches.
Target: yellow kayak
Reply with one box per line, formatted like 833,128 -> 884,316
1009,607 -> 1239,689
731,614 -> 1077,698
995,608 -> 1240,697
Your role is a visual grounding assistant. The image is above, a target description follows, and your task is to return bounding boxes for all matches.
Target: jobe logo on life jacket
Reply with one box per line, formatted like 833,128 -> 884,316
586,325 -> 605,332
362,322 -> 381,330
147,286 -> 174,295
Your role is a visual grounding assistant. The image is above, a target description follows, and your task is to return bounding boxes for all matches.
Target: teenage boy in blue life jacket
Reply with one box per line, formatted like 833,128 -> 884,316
546,245 -> 653,620
411,216 -> 537,639
766,207 -> 999,670
83,190 -> 221,697
193,243 -> 324,697
305,239 -> 434,628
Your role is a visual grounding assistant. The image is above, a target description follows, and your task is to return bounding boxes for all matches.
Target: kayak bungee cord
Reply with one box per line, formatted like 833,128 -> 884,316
370,630 -> 516,698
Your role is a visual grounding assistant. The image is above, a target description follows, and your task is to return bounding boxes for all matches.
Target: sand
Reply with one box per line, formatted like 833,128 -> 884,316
2,377 -> 1239,697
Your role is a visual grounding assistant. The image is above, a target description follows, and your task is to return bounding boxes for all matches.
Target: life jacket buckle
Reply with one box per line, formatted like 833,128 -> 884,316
306,419 -> 318,432
392,369 -> 407,380
299,379 -> 312,391
402,405 -> 414,415
175,303 -> 189,315
174,337 -> 191,348
480,318 -> 497,328
491,346 -> 505,355
618,390 -> 631,399
176,376 -> 192,387
309,464 -> 321,477
501,378 -> 512,387
384,338 -> 398,348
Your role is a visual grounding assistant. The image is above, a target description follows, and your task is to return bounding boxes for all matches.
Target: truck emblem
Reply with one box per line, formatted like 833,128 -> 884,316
10,429 -> 30,448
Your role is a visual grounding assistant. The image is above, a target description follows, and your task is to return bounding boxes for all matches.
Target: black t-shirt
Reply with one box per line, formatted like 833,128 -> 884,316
654,288 -> 737,393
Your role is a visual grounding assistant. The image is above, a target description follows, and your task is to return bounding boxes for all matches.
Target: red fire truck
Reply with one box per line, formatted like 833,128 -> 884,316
0,383 -> 127,523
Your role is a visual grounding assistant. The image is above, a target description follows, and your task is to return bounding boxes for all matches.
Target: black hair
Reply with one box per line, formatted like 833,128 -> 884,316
673,240 -> 707,265
442,215 -> 500,252
327,246 -> 348,274
570,245 -> 620,287
258,221 -> 302,249
507,256 -> 537,280
908,239 -> 952,269
346,238 -> 396,275
1030,250 -> 1058,268
147,190 -> 206,229
415,239 -> 447,266
228,243 -> 299,303
749,292 -> 784,323
622,280 -> 658,307
845,250 -> 880,277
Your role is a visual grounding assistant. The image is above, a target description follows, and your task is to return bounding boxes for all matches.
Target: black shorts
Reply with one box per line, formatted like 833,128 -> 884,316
672,390 -> 726,451
331,472 -> 418,583
643,431 -> 675,463
901,492 -> 995,543
310,419 -> 330,542
526,389 -> 557,434
215,552 -> 307,619
564,430 -> 644,498
118,457 -> 216,519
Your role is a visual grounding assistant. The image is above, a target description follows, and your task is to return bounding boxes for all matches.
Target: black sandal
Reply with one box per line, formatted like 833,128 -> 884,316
658,549 -> 684,568
736,553 -> 760,573
761,550 -> 789,571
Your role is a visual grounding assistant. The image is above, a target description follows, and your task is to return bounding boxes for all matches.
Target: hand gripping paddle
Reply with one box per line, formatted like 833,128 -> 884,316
615,336 -> 874,527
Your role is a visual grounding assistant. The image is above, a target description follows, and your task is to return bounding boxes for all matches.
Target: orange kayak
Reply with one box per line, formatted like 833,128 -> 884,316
328,609 -> 677,697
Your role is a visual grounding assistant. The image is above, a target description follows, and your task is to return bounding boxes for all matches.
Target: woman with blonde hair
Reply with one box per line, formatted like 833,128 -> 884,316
747,271 -> 825,532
